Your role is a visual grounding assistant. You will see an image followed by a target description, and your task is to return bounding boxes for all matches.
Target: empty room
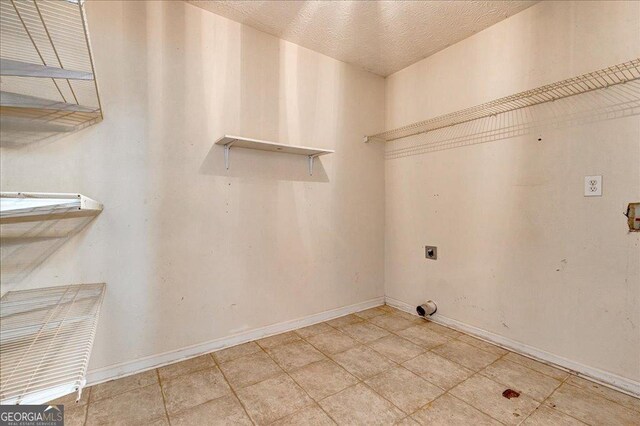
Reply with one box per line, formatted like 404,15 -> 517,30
0,0 -> 639,425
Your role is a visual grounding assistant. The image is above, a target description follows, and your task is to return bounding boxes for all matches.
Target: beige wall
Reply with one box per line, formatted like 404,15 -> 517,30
385,0 -> 640,386
0,1 -> 385,371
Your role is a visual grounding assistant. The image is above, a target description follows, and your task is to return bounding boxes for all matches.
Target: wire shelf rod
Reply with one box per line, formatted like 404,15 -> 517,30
366,58 -> 640,142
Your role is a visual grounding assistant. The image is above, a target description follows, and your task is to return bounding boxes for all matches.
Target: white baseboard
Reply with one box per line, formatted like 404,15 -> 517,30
86,296 -> 384,386
384,296 -> 640,398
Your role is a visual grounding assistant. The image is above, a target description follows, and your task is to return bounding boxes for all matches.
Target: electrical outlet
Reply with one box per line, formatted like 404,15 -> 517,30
584,176 -> 602,197
425,246 -> 437,260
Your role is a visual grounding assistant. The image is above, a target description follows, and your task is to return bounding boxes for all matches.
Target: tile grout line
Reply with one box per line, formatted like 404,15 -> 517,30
561,376 -> 640,414
440,350 -> 561,424
501,352 -> 577,382
328,336 -> 408,416
276,372 -> 342,425
565,375 -> 640,411
447,391 -> 508,425
264,330 -> 407,423
291,315 -> 427,422
294,362 -> 363,406
396,368 -> 510,426
83,380 -> 167,424
153,358 -> 231,421
360,379 -> 411,419
312,317 -> 447,420
422,390 -> 509,425
155,368 -> 172,426
209,352 -> 258,426
502,359 -> 572,382
461,353 -> 527,424
150,354 -> 262,422
81,387 -> 91,426
257,338 -> 340,425
345,315 -> 477,405
300,326 -> 358,355
405,392 -> 453,424
385,333 -> 514,424
542,378 -> 638,424
437,370 -> 510,425
414,338 -> 499,376
515,372 -> 588,426
475,356 -> 570,403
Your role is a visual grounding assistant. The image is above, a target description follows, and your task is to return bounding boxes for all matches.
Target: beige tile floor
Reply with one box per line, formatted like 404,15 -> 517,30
51,306 -> 640,425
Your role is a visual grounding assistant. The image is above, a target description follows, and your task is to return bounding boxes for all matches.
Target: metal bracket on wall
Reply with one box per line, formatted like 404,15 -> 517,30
223,141 -> 235,170
224,142 -> 322,176
308,154 -> 321,176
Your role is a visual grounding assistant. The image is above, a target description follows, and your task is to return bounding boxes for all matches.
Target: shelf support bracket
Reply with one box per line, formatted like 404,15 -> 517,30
308,154 -> 320,176
76,378 -> 87,402
224,141 -> 235,170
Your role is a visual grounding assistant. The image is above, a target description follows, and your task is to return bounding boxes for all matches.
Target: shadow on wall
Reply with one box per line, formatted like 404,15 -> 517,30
0,118 -> 100,150
386,79 -> 640,159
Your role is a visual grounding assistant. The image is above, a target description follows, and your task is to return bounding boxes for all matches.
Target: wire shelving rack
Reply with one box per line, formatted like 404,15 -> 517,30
365,59 -> 640,143
0,0 -> 102,146
0,283 -> 106,405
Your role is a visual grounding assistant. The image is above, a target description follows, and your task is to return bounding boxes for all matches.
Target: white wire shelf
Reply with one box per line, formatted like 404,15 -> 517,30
1,91 -> 96,113
215,135 -> 335,176
0,193 -> 103,288
0,58 -> 93,80
1,192 -> 103,238
366,58 -> 640,142
384,79 -> 640,160
0,283 -> 105,405
0,0 -> 102,146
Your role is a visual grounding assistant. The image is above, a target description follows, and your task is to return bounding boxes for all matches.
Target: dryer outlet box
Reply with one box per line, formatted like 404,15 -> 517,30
425,246 -> 437,260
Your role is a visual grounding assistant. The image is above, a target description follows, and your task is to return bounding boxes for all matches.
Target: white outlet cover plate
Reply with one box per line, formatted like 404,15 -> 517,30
584,175 -> 602,197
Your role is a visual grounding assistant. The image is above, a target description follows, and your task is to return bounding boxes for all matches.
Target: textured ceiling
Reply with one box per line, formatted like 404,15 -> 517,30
188,0 -> 538,76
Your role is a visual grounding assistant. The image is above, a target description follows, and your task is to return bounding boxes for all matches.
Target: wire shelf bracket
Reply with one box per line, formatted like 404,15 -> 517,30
366,58 -> 640,142
0,283 -> 106,405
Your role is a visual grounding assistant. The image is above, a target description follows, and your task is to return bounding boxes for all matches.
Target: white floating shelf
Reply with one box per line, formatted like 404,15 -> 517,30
366,58 -> 640,142
0,283 -> 106,405
215,135 -> 334,175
